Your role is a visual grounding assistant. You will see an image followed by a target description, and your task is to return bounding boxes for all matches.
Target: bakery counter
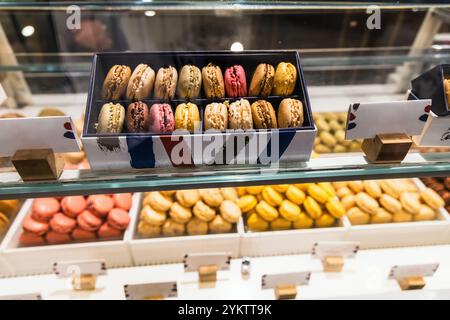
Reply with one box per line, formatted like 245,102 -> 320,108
1,244 -> 450,300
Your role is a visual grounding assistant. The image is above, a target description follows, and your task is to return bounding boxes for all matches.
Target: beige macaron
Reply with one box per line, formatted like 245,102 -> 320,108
176,190 -> 200,208
169,203 -> 192,224
277,98 -> 304,128
141,205 -> 167,226
200,188 -> 224,208
355,192 -> 379,215
192,200 -> 216,222
143,192 -> 173,212
162,219 -> 185,236
209,215 -> 232,234
186,217 -> 208,235
219,200 -> 242,223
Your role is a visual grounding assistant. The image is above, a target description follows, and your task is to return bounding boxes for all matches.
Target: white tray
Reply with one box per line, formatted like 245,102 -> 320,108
127,193 -> 244,266
0,194 -> 140,277
240,217 -> 350,257
346,178 -> 450,249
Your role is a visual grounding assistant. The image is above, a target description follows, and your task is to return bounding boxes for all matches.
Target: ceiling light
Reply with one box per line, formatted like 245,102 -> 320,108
145,10 -> 156,17
21,25 -> 35,37
230,42 -> 244,52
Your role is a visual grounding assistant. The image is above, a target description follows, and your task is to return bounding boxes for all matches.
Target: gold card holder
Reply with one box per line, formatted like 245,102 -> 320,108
397,276 -> 426,291
321,256 -> 345,273
198,264 -> 219,283
274,284 -> 298,300
261,271 -> 310,300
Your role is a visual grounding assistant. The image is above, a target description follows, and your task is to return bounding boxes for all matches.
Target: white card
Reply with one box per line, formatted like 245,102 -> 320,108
261,271 -> 311,289
413,111 -> 450,147
53,260 -> 107,278
183,252 -> 231,272
0,116 -> 81,156
0,84 -> 6,104
345,99 -> 431,140
0,293 -> 42,300
388,263 -> 439,280
311,241 -> 360,259
124,281 -> 177,300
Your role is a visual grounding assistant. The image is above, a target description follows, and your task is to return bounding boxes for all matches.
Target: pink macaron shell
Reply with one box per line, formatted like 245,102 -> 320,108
88,195 -> 114,218
22,215 -> 49,236
19,231 -> 46,246
61,196 -> 87,218
149,104 -> 174,133
97,222 -> 123,240
77,210 -> 102,232
46,231 -> 72,244
49,213 -> 76,234
32,198 -> 60,221
107,208 -> 130,230
224,65 -> 247,97
112,193 -> 133,211
72,228 -> 97,241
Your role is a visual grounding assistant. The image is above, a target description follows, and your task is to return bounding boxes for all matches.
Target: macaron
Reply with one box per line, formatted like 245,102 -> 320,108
72,228 -> 97,241
77,210 -> 103,232
32,198 -> 60,222
202,63 -> 225,99
107,208 -> 130,230
174,102 -> 200,132
50,213 -> 76,234
228,99 -> 253,130
98,222 -> 123,239
177,65 -> 202,99
249,63 -> 275,97
251,100 -> 277,129
273,62 -> 297,96
224,65 -> 247,98
149,103 -> 175,133
154,66 -> 178,100
126,64 -> 155,101
61,196 -> 87,218
204,102 -> 228,131
126,101 -> 150,133
277,98 -> 304,128
112,193 -> 133,211
23,215 -> 49,236
88,195 -> 114,218
19,231 -> 46,246
96,103 -> 125,134
102,65 -> 132,100
46,231 -> 72,244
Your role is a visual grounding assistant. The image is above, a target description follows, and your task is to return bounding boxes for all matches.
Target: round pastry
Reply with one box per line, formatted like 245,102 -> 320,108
251,100 -> 277,129
220,188 -> 238,202
346,207 -> 370,225
126,64 -> 155,101
77,210 -> 102,231
204,102 -> 228,131
332,181 -> 347,190
192,200 -> 216,222
141,205 -> 167,226
420,188 -> 445,210
303,196 -> 322,219
177,65 -> 202,99
144,192 -> 173,212
237,187 -> 247,197
371,208 -> 393,224
72,228 -> 97,241
19,231 -> 46,246
107,208 -> 130,230
169,202 -> 192,224
126,102 -> 150,133
61,196 -> 87,218
379,180 -> 401,199
176,190 -> 200,208
292,213 -> 314,229
219,200 -> 242,223
315,214 -> 335,228
98,223 -> 123,239
50,213 -> 76,234
88,195 -> 114,218
379,194 -> 402,214
255,200 -> 279,222
186,217 -> 208,235
262,186 -> 283,207
277,98 -> 304,128
200,188 -> 224,208
341,195 -> 356,210
336,187 -> 353,199
23,215 -> 49,236
272,185 -> 289,193
38,108 -> 66,117
149,103 -> 175,133
46,231 -> 72,244
102,65 -> 132,100
97,102 -> 126,135
392,210 -> 413,223
319,131 -> 337,148
0,199 -> 20,217
307,184 -> 330,204
237,195 -> 257,213
32,198 -> 60,222
0,212 -> 9,233
273,62 -> 297,96
64,151 -> 85,165
317,182 -> 335,198
138,221 -> 161,237
400,192 -> 421,214
174,102 -> 200,133
154,66 -> 178,100
325,198 -> 346,219
285,185 -> 305,205
278,200 -> 301,221
249,63 -> 275,97
245,186 -> 264,195
228,99 -> 253,130
246,213 -> 269,232
363,180 -> 382,198
202,63 -> 225,99
270,217 -> 292,230
209,215 -> 232,234
348,181 -> 364,194
162,219 -> 185,236
112,193 -> 133,211
161,190 -> 176,198
355,192 -> 379,215
414,205 -> 436,221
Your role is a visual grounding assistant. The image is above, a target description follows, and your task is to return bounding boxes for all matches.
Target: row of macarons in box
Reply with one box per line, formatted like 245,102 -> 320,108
94,97 -> 305,135
101,62 -> 298,102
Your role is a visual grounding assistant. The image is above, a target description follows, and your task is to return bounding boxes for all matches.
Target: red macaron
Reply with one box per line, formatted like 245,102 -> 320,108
224,65 -> 247,98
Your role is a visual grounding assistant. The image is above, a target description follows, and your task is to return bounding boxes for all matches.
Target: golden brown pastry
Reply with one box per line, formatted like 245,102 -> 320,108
176,190 -> 200,208
141,205 -> 167,226
162,219 -> 186,236
209,215 -> 232,234
220,188 -> 238,202
220,200 -> 242,223
186,217 -> 208,235
192,200 -> 216,222
355,192 -> 379,215
144,192 -> 173,212
138,220 -> 161,237
347,207 -> 370,225
169,202 -> 192,224
200,188 -> 224,207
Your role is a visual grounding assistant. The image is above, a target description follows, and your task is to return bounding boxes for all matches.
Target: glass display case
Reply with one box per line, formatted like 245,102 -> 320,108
0,1 -> 450,300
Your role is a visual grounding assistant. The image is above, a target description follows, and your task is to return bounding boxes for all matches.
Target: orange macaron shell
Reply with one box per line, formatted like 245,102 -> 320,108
72,228 -> 97,241
31,198 -> 60,221
49,213 -> 76,234
107,208 -> 130,230
88,195 -> 114,218
112,193 -> 133,211
98,222 -> 123,239
19,231 -> 46,246
23,215 -> 49,236
46,231 -> 72,244
61,196 -> 87,218
77,210 -> 102,232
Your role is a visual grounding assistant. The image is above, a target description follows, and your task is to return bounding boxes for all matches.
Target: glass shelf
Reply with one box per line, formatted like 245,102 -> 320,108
0,152 -> 449,199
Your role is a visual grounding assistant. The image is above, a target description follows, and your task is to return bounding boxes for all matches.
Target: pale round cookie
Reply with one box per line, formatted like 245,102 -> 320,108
400,192 -> 421,214
220,200 -> 242,223
143,191 -> 173,212
192,200 -> 216,222
162,219 -> 185,236
200,188 -> 224,207
161,190 -> 176,197
176,190 -> 200,208
169,202 -> 192,224
141,205 -> 167,226
138,220 -> 161,237
186,217 -> 208,235
414,205 -> 436,221
220,188 -> 238,202
379,194 -> 402,214
209,215 -> 232,233
392,210 -> 413,223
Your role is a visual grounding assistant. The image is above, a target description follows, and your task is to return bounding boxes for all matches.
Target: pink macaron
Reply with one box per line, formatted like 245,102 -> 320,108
77,210 -> 102,232
107,208 -> 130,230
224,65 -> 247,97
112,193 -> 132,211
31,198 -> 60,222
19,231 -> 46,246
98,222 -> 123,239
23,215 -> 49,236
49,213 -> 76,234
46,231 -> 72,244
88,195 -> 114,218
72,228 -> 97,241
149,103 -> 175,133
61,196 -> 87,218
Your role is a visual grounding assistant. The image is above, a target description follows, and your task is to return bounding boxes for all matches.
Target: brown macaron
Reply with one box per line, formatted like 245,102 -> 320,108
202,63 -> 225,99
251,100 -> 277,129
126,102 -> 150,133
154,66 -> 178,100
277,98 -> 304,128
249,63 -> 275,97
126,64 -> 155,101
102,65 -> 132,100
